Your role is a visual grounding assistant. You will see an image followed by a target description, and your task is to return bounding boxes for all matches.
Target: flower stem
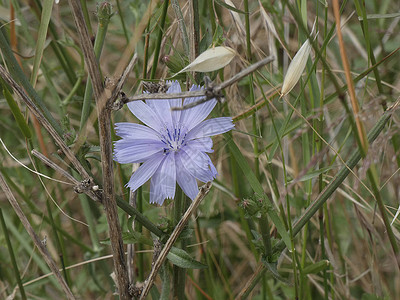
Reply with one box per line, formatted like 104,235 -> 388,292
173,186 -> 187,299
258,214 -> 272,260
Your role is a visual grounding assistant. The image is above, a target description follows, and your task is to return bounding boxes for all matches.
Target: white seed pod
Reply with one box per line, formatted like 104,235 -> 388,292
281,38 -> 312,96
173,46 -> 236,76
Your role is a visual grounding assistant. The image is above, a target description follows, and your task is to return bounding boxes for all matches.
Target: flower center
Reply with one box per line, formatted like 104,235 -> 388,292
160,123 -> 187,153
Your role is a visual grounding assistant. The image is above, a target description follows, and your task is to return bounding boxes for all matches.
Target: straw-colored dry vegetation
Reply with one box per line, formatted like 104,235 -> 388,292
0,0 -> 400,299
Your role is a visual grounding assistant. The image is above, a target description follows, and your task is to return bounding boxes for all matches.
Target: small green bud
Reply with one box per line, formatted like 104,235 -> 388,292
240,198 -> 262,218
97,1 -> 113,23
240,194 -> 271,219
163,54 -> 186,74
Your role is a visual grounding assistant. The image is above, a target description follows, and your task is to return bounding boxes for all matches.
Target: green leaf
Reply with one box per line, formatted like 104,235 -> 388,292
288,166 -> 333,184
167,247 -> 207,269
101,232 -> 153,246
302,260 -> 330,274
262,260 -> 291,285
214,0 -> 248,14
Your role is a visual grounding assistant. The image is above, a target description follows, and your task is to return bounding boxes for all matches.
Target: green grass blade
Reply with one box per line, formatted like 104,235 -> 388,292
0,208 -> 27,300
30,0 -> 54,87
1,80 -> 31,139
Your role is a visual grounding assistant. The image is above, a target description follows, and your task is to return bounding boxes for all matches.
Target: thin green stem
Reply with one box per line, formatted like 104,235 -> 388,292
354,0 -> 384,96
46,198 -> 70,287
150,0 -> 169,80
244,0 -> 259,179
61,74 -> 84,107
173,186 -> 187,300
79,193 -> 101,250
116,197 -> 163,237
0,208 -> 27,300
207,0 -> 216,34
137,187 -> 144,281
116,0 -> 130,44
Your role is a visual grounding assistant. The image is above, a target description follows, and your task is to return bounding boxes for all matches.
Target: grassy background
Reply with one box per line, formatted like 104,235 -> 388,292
0,0 -> 400,299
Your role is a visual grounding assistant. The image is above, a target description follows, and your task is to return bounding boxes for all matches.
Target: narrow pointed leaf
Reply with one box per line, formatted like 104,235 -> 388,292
167,247 -> 208,269
302,260 -> 330,274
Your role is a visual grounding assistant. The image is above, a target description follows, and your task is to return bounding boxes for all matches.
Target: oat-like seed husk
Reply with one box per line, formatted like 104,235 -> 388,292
173,46 -> 236,76
281,38 -> 312,96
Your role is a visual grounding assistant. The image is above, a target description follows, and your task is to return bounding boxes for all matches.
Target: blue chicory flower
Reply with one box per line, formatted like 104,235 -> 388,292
114,81 -> 234,205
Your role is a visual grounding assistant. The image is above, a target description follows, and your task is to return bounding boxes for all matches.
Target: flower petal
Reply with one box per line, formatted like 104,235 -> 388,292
186,117 -> 234,140
166,81 -> 182,124
146,99 -> 173,131
176,155 -> 199,200
185,137 -> 214,153
127,101 -> 164,132
127,153 -> 165,192
179,149 -> 215,183
115,123 -> 160,140
150,152 -> 176,205
114,139 -> 164,163
179,85 -> 217,131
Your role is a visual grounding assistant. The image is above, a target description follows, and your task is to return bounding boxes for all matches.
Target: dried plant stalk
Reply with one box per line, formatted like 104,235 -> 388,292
67,0 -> 130,297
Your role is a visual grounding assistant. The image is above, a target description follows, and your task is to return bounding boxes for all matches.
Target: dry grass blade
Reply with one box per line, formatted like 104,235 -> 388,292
332,0 -> 368,150
0,173 -> 76,300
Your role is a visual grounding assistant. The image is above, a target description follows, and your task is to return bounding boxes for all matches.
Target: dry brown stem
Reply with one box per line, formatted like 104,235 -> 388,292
67,0 -> 130,297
